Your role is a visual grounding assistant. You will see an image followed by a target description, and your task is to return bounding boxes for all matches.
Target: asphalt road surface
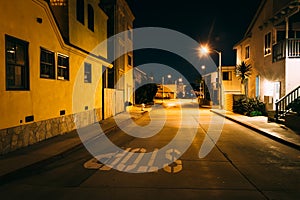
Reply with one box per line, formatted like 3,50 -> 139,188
1,101 -> 299,200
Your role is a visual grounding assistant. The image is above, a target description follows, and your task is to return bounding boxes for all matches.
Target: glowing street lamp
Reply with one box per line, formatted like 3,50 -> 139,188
200,45 -> 223,109
167,74 -> 172,84
200,46 -> 209,55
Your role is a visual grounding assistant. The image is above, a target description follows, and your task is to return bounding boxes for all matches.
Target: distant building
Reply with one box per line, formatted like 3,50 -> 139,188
201,66 -> 242,109
234,0 -> 300,112
222,66 -> 243,95
0,0 -> 110,154
202,71 -> 218,105
155,84 -> 177,99
100,0 -> 135,117
134,68 -> 153,87
222,66 -> 243,111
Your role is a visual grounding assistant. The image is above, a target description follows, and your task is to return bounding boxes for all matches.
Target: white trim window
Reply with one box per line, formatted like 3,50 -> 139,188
245,45 -> 250,59
264,32 -> 271,56
84,62 -> 92,83
40,47 -> 55,79
222,71 -> 232,81
57,54 -> 69,80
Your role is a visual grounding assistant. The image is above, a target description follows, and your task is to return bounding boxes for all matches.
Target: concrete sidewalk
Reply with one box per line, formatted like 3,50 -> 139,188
0,105 -> 149,184
211,109 -> 300,151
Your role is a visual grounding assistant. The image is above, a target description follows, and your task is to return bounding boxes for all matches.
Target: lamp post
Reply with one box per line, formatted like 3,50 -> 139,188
177,78 -> 183,98
167,74 -> 172,84
215,50 -> 223,109
200,46 -> 223,109
162,76 -> 164,103
201,65 -> 206,101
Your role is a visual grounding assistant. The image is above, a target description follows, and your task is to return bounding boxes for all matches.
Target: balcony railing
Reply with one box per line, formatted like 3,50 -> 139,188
273,38 -> 300,62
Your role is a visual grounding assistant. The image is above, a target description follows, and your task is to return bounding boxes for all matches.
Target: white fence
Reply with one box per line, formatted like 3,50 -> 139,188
103,89 -> 124,119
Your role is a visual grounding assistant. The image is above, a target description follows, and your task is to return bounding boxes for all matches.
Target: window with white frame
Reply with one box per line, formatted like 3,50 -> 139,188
84,62 -> 92,83
40,48 -> 55,79
264,32 -> 271,55
57,54 -> 69,80
245,45 -> 250,59
222,71 -> 232,81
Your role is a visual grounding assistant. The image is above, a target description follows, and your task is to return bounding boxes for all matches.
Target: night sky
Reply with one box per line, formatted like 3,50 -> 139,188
126,0 -> 262,84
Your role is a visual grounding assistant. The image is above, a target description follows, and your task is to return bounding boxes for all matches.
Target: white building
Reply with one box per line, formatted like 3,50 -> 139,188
234,0 -> 300,118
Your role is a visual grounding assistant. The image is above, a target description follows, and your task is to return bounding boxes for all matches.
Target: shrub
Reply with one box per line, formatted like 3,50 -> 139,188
135,83 -> 158,104
233,97 -> 267,116
250,110 -> 262,117
287,97 -> 300,116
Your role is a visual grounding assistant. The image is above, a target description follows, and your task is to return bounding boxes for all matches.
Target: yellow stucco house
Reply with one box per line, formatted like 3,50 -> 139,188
201,66 -> 242,110
0,0 -> 112,154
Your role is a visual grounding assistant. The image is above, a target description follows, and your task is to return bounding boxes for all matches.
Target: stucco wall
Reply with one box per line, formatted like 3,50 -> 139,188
286,59 -> 300,93
0,0 -> 110,154
222,66 -> 242,94
69,0 -> 108,56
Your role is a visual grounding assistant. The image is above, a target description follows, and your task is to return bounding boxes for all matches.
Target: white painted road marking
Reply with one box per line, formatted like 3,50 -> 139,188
125,148 -> 146,171
83,148 -> 183,174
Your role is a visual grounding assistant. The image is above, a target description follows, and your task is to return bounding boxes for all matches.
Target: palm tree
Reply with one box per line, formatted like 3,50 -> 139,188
235,61 -> 252,97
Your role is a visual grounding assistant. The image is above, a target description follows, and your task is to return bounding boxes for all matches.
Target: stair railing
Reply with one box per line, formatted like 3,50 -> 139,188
275,85 -> 300,122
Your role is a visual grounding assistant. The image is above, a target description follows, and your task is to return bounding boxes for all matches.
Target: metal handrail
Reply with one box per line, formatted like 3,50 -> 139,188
275,85 -> 300,121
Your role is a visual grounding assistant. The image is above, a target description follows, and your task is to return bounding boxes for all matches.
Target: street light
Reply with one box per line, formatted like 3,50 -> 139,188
162,76 -> 164,102
201,65 -> 206,101
177,78 -> 183,98
167,74 -> 172,84
200,46 -> 223,109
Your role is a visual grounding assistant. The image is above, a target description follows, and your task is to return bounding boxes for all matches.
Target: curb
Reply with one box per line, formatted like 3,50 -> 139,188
0,110 -> 148,185
210,110 -> 300,151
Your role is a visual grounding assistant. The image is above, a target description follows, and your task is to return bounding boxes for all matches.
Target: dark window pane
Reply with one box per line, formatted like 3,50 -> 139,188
76,0 -> 84,24
5,35 -> 29,90
6,41 -> 15,62
88,4 -> 94,31
84,62 -> 92,83
40,48 -> 55,79
15,65 -> 23,87
128,55 -> 132,66
57,55 -> 69,80
222,72 -> 231,81
16,44 -> 25,65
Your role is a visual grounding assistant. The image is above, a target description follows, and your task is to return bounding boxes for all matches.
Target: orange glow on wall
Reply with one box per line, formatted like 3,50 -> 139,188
50,0 -> 67,6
